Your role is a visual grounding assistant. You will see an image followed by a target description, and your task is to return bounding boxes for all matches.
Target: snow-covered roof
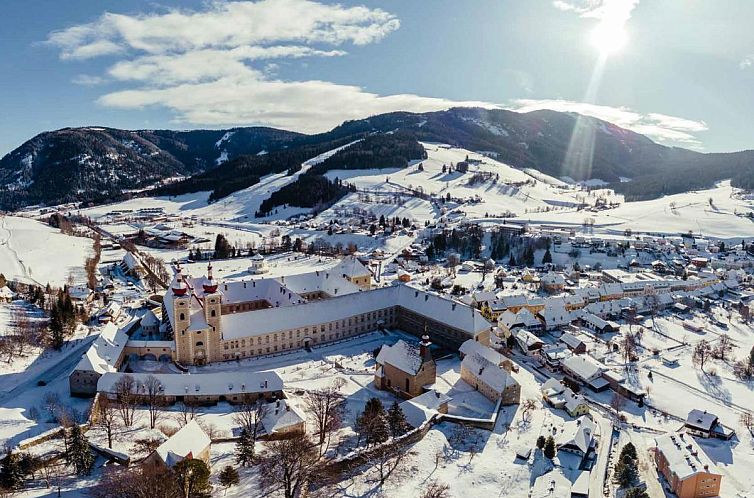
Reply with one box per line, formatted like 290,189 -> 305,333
399,390 -> 451,428
261,399 -> 306,434
459,339 -> 504,365
561,354 -> 605,382
140,309 -> 160,327
461,354 -> 516,393
0,286 -> 16,298
97,370 -> 283,397
154,420 -> 210,467
557,415 -> 596,454
541,272 -> 566,286
655,432 -> 720,480
221,285 -> 490,340
685,409 -> 719,432
67,285 -> 92,300
329,255 -> 371,279
74,322 -> 129,374
376,340 -> 423,375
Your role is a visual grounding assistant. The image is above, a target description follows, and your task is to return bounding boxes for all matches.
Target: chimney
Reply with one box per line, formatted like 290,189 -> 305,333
420,334 -> 432,361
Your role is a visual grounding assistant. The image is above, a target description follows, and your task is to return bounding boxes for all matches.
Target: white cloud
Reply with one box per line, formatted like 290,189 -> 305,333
510,99 -> 707,147
71,74 -> 107,86
47,0 -> 400,58
553,0 -> 639,24
47,0 -> 497,133
98,77 -> 496,133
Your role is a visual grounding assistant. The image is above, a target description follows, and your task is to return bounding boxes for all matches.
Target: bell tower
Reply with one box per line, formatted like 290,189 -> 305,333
171,265 -> 193,364
203,262 -> 223,362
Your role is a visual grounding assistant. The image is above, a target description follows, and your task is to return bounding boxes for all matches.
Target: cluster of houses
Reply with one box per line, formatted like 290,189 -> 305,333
373,336 -> 521,428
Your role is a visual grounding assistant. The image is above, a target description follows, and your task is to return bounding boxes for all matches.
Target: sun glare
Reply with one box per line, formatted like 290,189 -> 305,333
590,22 -> 627,55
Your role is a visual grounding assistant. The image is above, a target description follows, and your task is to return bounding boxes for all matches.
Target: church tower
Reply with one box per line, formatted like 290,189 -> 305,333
202,262 -> 223,363
171,265 -> 193,364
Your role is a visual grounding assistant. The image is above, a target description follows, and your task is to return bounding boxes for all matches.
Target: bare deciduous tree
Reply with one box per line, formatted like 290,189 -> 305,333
114,374 -> 138,427
304,384 -> 345,456
693,339 -> 713,373
97,397 -> 119,449
259,433 -> 318,498
141,375 -> 166,429
420,481 -> 451,498
521,399 -> 537,423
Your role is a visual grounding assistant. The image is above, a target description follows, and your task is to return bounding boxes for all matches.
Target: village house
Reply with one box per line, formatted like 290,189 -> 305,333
559,332 -> 589,354
538,303 -> 572,331
460,353 -> 520,404
69,322 -> 129,397
684,409 -> 735,440
557,415 -> 596,461
540,378 -> 589,417
261,399 -> 306,436
654,432 -> 722,498
0,285 -> 17,302
375,336 -> 436,398
560,354 -> 609,391
499,307 -> 543,336
459,338 -> 505,366
145,420 -> 211,468
541,272 -> 566,294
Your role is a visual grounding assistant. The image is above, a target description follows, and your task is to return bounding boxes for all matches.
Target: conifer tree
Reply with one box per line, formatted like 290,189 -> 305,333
543,436 -> 556,459
235,427 -> 256,467
219,465 -> 240,493
542,248 -> 552,264
536,435 -> 546,450
67,425 -> 94,475
0,450 -> 25,490
387,402 -> 409,438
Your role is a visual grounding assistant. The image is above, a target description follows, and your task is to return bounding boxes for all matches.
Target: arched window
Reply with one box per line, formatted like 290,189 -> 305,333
211,309 -> 216,317
196,341 -> 204,347
179,313 -> 185,321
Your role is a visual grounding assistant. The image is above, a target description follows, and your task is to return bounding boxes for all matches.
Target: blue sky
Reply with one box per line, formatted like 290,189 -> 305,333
2,0 -> 754,155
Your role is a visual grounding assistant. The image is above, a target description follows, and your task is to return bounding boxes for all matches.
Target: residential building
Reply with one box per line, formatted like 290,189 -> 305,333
654,432 -> 722,498
145,420 -> 211,468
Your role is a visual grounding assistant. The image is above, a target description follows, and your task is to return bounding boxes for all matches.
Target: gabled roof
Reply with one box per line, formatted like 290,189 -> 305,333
685,409 -> 718,432
75,322 -> 129,374
557,415 -> 596,454
376,340 -> 423,375
461,354 -> 516,393
400,390 -> 452,428
459,339 -> 504,366
261,399 -> 306,434
154,420 -> 210,467
561,354 -> 605,382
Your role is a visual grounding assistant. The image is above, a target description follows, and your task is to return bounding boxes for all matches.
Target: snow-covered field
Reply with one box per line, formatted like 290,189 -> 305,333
0,216 -> 93,287
75,143 -> 754,244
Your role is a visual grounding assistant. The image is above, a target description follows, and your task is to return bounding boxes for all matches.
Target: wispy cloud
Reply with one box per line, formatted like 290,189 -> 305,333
46,0 -> 497,133
71,74 -> 107,86
510,99 -> 707,147
553,0 -> 639,24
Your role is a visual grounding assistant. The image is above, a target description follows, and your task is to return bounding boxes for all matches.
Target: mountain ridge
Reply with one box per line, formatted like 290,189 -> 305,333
3,107 -> 754,210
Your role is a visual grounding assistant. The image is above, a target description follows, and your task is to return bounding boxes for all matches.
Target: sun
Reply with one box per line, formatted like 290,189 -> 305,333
590,22 -> 627,55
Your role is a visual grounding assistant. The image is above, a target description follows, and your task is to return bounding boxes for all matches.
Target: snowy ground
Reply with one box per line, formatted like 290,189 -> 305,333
0,215 -> 94,287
